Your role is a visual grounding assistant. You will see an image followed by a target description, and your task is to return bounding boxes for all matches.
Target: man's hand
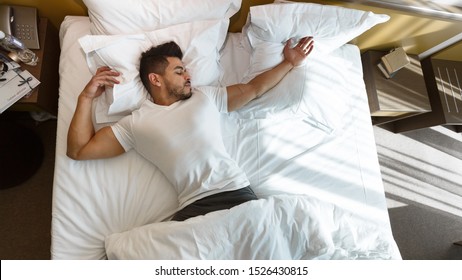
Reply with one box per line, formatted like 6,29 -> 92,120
67,66 -> 124,160
283,36 -> 314,67
82,66 -> 120,99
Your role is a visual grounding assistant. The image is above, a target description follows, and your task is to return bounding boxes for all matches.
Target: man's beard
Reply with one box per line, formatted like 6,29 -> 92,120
167,82 -> 192,100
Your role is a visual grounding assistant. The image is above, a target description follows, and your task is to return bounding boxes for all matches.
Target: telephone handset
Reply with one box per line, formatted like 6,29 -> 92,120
0,5 -> 39,50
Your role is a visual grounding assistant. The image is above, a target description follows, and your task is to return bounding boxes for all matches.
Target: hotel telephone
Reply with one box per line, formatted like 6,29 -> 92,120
0,5 -> 40,49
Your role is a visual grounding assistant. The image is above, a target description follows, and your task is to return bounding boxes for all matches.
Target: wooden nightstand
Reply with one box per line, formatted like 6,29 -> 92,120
361,50 -> 431,126
393,58 -> 462,132
8,18 -> 60,116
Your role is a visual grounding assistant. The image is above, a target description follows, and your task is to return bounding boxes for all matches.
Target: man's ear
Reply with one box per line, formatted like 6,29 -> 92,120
148,73 -> 162,87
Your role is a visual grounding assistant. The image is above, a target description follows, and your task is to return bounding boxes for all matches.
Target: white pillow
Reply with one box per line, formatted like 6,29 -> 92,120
233,3 -> 389,131
82,0 -> 241,35
245,2 -> 389,54
79,19 -> 229,124
232,41 -> 350,133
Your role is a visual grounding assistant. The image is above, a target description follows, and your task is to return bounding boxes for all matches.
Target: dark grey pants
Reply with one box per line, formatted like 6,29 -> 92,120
171,186 -> 258,221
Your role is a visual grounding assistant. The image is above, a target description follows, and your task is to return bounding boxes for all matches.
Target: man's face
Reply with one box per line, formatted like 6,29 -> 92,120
162,57 -> 192,101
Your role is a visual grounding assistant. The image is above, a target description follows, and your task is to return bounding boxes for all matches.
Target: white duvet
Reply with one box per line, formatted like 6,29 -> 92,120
106,195 -> 399,260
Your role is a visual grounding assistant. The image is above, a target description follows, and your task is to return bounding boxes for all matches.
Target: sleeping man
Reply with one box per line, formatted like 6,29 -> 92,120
66,36 -> 314,221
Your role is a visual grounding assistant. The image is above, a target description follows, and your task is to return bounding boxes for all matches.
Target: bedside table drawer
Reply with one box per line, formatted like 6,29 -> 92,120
427,59 -> 462,124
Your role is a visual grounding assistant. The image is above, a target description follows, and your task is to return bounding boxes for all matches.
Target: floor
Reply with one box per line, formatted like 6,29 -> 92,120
0,113 -> 56,260
374,124 -> 462,259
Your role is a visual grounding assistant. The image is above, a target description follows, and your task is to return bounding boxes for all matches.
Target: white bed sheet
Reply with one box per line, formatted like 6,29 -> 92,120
52,16 -> 400,259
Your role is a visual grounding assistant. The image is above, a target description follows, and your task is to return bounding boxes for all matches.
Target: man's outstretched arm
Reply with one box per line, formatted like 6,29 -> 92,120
227,36 -> 314,112
67,66 -> 125,160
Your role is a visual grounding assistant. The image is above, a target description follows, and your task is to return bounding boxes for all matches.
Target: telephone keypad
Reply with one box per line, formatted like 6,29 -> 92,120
16,24 -> 35,42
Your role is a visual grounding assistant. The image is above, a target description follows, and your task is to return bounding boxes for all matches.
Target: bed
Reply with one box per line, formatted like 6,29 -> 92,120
51,0 -> 401,259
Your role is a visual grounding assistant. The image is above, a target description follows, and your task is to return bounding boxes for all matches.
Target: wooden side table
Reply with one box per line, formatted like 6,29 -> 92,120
393,58 -> 462,132
361,50 -> 431,127
8,18 -> 60,116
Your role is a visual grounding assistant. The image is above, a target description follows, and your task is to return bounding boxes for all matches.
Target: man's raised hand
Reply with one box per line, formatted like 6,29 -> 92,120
82,66 -> 121,99
283,36 -> 314,67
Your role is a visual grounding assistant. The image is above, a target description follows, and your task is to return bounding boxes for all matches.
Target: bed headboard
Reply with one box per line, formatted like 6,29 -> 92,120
4,0 -> 462,59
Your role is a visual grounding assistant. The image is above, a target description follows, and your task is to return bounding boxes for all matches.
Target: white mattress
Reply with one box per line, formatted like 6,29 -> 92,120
51,16 -> 400,259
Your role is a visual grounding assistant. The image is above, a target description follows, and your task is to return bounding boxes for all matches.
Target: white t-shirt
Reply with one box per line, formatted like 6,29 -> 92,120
111,86 -> 250,208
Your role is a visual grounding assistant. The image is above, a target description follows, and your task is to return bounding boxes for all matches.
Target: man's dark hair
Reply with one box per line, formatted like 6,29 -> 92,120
139,41 -> 183,94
